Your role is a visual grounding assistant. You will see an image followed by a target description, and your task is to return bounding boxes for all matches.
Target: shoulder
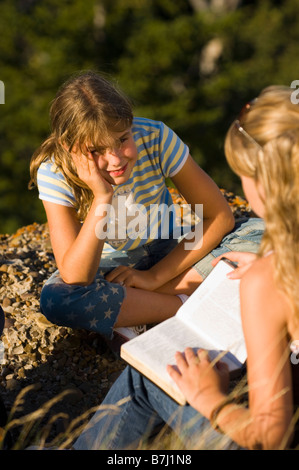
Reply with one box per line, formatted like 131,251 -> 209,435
132,117 -> 188,176
132,117 -> 184,145
37,158 -> 76,207
37,158 -> 64,179
132,116 -> 163,130
240,254 -> 276,303
241,254 -> 273,289
240,254 -> 288,327
132,117 -> 164,140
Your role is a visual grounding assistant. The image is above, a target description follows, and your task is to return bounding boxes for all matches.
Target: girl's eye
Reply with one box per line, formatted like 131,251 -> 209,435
90,148 -> 105,156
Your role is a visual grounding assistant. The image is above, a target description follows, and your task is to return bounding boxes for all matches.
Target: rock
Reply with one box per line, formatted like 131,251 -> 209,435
12,345 -> 24,355
2,297 -> 12,308
0,222 -> 126,448
5,377 -> 20,391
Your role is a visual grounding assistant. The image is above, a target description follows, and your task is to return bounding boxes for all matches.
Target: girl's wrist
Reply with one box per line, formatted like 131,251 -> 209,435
209,396 -> 236,434
92,194 -> 113,208
196,392 -> 227,421
148,264 -> 174,288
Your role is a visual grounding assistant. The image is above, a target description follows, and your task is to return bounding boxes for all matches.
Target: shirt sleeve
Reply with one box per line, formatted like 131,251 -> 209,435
37,160 -> 76,207
158,122 -> 189,178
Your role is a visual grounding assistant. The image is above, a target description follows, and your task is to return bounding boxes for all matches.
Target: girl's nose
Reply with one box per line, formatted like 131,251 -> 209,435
106,147 -> 123,165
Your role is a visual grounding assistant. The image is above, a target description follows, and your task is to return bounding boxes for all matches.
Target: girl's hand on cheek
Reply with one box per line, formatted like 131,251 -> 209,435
71,149 -> 113,200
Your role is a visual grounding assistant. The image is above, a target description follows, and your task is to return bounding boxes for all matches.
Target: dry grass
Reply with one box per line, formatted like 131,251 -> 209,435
1,364 -> 298,451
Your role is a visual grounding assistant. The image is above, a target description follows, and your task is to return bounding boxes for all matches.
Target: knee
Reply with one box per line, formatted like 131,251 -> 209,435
40,281 -> 72,323
40,283 -> 55,322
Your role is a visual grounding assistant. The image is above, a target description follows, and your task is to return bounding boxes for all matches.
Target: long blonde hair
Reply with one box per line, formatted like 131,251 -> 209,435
29,71 -> 133,220
225,85 -> 299,320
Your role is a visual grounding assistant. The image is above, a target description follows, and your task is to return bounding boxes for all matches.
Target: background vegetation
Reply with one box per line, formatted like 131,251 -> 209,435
1,0 -> 299,233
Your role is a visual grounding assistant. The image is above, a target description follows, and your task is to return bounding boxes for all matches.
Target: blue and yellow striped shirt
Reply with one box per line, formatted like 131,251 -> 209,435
37,117 -> 189,250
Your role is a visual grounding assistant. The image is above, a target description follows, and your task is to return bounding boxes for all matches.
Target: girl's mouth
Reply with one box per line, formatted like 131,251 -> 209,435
108,163 -> 128,177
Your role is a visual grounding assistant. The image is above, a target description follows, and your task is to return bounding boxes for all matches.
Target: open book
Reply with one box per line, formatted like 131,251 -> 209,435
120,259 -> 247,405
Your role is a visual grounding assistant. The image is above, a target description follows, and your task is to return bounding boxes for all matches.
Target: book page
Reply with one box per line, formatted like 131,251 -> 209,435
124,317 -> 212,368
121,311 -> 244,404
176,260 -> 246,363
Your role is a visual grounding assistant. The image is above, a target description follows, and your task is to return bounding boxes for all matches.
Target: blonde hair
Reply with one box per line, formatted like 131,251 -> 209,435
29,71 -> 133,220
225,85 -> 299,321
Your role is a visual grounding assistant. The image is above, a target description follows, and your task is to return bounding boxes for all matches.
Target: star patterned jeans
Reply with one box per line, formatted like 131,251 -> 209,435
40,237 -> 179,338
40,217 -> 264,339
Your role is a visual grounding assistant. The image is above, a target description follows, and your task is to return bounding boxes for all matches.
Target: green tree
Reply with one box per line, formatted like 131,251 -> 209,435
1,0 -> 299,233
0,0 -> 100,233
113,0 -> 299,190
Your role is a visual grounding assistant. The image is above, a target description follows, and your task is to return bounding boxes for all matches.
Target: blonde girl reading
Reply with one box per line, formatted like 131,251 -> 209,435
29,71 -> 263,340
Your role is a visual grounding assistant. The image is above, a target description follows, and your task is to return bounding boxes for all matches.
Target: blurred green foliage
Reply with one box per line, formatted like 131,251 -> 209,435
1,0 -> 299,233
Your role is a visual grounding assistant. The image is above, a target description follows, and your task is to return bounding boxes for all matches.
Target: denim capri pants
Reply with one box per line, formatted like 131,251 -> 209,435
193,217 -> 264,279
40,217 -> 264,339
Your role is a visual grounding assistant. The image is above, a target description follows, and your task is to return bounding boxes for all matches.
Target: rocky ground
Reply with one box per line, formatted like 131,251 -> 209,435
0,189 -> 252,449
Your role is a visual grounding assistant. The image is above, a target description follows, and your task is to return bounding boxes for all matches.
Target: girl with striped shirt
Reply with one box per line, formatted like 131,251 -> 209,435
29,71 -> 263,340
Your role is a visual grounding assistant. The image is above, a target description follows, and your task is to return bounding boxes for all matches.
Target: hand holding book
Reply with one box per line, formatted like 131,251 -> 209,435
212,252 -> 258,279
167,347 -> 230,418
